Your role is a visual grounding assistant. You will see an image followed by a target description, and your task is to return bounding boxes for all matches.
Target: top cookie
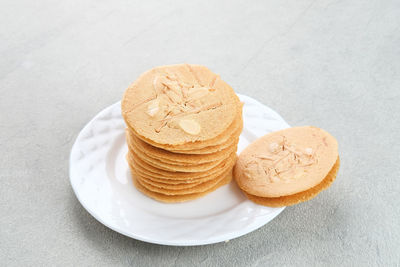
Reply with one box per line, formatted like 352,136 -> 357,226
234,126 -> 338,197
121,64 -> 239,146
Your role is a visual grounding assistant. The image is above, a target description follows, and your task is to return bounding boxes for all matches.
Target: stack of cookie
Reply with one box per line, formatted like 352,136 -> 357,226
121,64 -> 243,203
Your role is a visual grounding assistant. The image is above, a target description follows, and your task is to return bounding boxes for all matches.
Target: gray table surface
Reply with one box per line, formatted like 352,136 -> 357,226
1,0 -> 399,266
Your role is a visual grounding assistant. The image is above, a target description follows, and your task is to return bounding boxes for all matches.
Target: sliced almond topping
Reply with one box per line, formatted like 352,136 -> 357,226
153,76 -> 168,95
165,89 -> 182,104
188,86 -> 209,99
146,98 -> 159,117
269,142 -> 279,153
163,80 -> 182,98
255,154 -> 274,160
305,147 -> 313,156
249,139 -> 318,183
179,119 -> 201,135
169,105 -> 182,116
147,73 -> 223,132
166,119 -> 179,129
270,175 -> 281,183
293,172 -> 305,180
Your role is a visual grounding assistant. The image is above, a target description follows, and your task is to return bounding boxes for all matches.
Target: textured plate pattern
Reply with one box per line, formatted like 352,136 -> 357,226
69,94 -> 290,246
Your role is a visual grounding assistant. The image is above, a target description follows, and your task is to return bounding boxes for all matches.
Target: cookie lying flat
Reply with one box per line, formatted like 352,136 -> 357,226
234,126 -> 339,207
132,167 -> 232,195
167,126 -> 241,154
127,129 -> 237,164
128,96 -> 243,152
126,132 -> 236,168
128,168 -> 204,189
127,150 -> 237,181
167,111 -> 243,153
128,147 -> 224,172
131,169 -> 233,203
121,64 -> 240,149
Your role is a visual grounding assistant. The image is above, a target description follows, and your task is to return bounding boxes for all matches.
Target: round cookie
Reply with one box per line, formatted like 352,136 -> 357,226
133,167 -> 232,195
126,97 -> 243,152
124,101 -> 242,155
126,151 -> 237,185
167,129 -> 240,154
167,112 -> 243,153
234,126 -> 339,207
122,64 -> 240,148
127,165 -> 204,189
126,129 -> 237,164
131,170 -> 233,203
128,148 -> 226,172
244,158 -> 340,207
138,177 -> 202,190
126,131 -> 237,167
127,158 -> 204,184
127,150 -> 237,181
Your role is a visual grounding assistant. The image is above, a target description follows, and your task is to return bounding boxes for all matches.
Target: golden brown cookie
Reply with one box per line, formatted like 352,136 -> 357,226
127,164 -> 203,189
244,158 -> 340,207
132,167 -> 232,195
126,129 -> 237,164
127,152 -> 236,185
127,148 -> 226,172
167,111 -> 243,153
122,64 -> 242,203
233,126 -> 339,207
131,169 -> 233,203
126,132 -> 236,167
127,150 -> 237,181
122,64 -> 240,148
127,97 -> 243,152
127,158 -> 205,184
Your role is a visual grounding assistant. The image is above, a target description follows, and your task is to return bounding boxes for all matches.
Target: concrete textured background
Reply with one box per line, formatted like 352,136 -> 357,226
1,0 -> 399,266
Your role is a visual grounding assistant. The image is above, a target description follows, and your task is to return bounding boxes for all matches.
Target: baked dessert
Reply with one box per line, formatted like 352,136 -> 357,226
121,64 -> 243,202
234,126 -> 339,207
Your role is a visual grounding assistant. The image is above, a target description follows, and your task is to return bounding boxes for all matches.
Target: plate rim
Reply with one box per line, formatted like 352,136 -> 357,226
69,94 -> 288,246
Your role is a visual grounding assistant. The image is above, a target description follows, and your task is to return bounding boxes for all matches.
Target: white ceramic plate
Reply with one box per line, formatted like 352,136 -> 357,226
70,94 -> 290,246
